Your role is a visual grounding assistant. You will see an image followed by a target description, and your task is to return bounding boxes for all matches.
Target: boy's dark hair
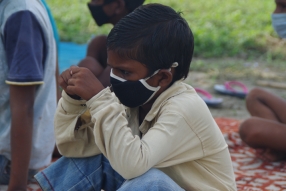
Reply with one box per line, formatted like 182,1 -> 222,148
107,3 -> 194,82
104,0 -> 144,12
124,0 -> 145,12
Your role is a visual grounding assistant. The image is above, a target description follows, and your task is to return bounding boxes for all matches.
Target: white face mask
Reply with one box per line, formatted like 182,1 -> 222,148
272,13 -> 286,38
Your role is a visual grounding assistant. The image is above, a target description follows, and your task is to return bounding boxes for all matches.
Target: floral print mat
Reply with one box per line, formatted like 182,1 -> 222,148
215,117 -> 286,191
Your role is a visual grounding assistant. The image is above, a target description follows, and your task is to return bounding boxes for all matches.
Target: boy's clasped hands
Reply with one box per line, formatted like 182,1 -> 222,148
59,66 -> 104,100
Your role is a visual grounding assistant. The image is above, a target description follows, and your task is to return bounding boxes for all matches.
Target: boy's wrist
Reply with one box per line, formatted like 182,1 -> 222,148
67,93 -> 82,100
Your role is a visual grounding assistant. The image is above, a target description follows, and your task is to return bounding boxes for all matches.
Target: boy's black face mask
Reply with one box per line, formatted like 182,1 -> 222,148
110,69 -> 161,108
87,3 -> 111,26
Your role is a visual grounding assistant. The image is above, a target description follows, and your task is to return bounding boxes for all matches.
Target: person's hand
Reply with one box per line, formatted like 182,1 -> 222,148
65,66 -> 105,100
274,0 -> 286,13
58,66 -> 79,98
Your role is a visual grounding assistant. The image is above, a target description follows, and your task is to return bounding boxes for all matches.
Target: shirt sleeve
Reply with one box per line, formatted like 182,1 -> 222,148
54,91 -> 102,157
3,10 -> 46,85
85,88 -> 204,180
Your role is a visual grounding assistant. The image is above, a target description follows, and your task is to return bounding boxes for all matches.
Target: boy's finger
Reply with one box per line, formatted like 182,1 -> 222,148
66,86 -> 78,97
61,70 -> 72,84
58,76 -> 67,87
67,78 -> 76,86
69,65 -> 81,75
59,69 -> 71,85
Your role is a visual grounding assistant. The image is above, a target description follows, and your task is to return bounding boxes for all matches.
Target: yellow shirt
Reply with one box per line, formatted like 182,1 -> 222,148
55,81 -> 237,191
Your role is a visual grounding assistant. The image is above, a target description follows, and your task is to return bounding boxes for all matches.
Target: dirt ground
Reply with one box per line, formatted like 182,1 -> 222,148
184,68 -> 286,121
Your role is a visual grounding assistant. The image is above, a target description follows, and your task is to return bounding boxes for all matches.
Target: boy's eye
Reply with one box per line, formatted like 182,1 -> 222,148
120,69 -> 130,76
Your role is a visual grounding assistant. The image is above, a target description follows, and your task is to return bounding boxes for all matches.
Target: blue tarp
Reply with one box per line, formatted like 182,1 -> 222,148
58,42 -> 87,73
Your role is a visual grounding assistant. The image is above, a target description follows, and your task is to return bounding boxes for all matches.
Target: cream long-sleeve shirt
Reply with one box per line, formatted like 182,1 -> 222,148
55,81 -> 237,191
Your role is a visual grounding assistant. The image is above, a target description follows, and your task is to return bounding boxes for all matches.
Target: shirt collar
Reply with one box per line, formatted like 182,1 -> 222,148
143,80 -> 187,122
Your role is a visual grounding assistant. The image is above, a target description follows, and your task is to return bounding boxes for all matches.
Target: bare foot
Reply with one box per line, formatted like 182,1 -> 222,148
256,148 -> 286,162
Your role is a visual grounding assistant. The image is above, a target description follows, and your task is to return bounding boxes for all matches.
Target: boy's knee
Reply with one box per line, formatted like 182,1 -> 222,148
78,57 -> 103,76
144,168 -> 164,178
239,117 -> 261,144
246,88 -> 263,103
142,169 -> 175,186
120,169 -> 182,191
245,88 -> 266,110
78,57 -> 97,67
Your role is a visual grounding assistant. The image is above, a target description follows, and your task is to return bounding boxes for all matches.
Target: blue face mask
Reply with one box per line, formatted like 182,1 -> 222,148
110,62 -> 178,108
272,13 -> 286,38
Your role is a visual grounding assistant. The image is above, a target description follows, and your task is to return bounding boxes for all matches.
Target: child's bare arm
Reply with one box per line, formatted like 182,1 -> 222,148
245,88 -> 286,123
8,85 -> 36,191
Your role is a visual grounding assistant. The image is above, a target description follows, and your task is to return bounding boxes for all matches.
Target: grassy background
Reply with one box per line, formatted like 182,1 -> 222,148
47,0 -> 286,60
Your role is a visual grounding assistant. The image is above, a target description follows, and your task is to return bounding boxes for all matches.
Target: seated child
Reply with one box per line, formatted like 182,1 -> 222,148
35,3 -> 237,191
239,0 -> 286,162
239,88 -> 286,161
79,0 -> 145,87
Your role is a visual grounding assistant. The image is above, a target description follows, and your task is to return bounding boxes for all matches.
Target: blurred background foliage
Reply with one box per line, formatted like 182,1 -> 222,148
47,0 -> 286,60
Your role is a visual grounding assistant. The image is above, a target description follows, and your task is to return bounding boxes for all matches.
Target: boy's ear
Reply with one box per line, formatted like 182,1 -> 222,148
157,69 -> 173,88
114,0 -> 126,14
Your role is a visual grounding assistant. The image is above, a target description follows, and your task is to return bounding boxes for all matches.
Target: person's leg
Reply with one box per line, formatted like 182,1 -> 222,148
0,155 -> 39,184
101,156 -> 125,191
239,117 -> 286,161
246,88 -> 286,123
35,154 -> 125,191
118,168 -> 184,191
0,155 -> 10,185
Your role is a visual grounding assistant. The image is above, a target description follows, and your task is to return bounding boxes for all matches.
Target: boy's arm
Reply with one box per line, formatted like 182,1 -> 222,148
54,91 -> 102,157
86,88 -> 205,179
8,86 -> 36,191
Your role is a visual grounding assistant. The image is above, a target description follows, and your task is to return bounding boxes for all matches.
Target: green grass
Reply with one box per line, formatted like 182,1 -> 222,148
47,0 -> 285,59
191,58 -> 286,81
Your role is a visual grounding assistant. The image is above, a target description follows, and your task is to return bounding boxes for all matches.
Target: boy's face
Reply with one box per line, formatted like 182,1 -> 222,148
90,0 -> 117,6
107,50 -> 150,82
107,50 -> 174,107
88,0 -> 127,26
90,0 -> 104,6
274,0 -> 286,13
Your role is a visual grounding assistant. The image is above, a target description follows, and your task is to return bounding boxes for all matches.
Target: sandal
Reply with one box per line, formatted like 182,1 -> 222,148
214,81 -> 248,98
195,88 -> 223,107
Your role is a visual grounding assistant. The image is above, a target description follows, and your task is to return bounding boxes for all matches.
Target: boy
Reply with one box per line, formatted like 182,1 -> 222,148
35,4 -> 237,190
0,0 -> 57,190
79,0 -> 145,87
239,0 -> 286,162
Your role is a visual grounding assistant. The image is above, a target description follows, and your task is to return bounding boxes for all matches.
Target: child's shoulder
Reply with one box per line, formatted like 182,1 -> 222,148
158,82 -> 220,136
160,82 -> 207,114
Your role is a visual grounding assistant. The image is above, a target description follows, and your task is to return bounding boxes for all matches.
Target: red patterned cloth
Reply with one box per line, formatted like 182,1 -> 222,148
215,117 -> 286,191
1,117 -> 285,191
